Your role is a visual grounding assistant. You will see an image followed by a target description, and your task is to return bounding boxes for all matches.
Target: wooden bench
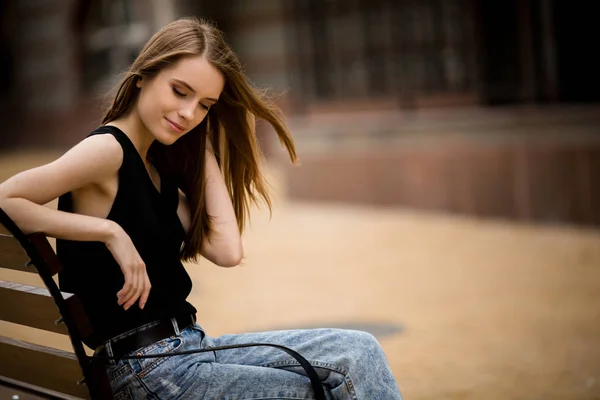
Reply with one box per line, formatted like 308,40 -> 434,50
0,207 -> 328,400
0,208 -> 113,399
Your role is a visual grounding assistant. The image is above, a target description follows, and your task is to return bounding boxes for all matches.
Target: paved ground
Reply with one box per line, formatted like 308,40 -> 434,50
1,151 -> 599,399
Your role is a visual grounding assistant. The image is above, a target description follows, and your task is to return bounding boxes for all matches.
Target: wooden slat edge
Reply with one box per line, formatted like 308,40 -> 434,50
0,375 -> 85,400
0,223 -> 9,235
0,234 -> 35,274
0,280 -> 72,335
0,336 -> 89,399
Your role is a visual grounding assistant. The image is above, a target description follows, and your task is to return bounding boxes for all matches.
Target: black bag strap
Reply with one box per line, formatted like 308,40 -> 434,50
92,342 -> 327,400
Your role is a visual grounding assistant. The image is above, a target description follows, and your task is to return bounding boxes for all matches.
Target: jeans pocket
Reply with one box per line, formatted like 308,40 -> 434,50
131,336 -> 184,378
107,361 -> 132,384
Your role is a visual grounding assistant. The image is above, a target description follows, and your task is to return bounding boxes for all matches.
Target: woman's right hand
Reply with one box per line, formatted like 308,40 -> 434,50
104,222 -> 151,310
0,134 -> 151,309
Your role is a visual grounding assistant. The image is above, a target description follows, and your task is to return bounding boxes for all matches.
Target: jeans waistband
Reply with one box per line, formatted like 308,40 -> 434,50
94,314 -> 195,358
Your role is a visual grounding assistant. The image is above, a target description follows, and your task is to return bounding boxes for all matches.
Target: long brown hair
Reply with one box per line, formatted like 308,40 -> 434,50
101,17 -> 297,262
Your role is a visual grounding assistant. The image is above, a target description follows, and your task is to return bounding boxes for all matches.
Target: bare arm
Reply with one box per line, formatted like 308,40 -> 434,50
0,135 -> 151,310
0,135 -> 122,240
177,144 -> 243,267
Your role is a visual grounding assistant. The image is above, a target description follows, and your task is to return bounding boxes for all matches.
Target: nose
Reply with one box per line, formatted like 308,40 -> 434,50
178,102 -> 196,121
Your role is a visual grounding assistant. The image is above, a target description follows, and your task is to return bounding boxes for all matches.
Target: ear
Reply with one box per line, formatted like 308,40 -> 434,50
136,76 -> 143,88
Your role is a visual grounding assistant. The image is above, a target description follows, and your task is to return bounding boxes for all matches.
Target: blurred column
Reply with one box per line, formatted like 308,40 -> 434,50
226,0 -> 289,93
517,0 -> 535,103
83,0 -> 153,90
11,0 -> 79,114
539,0 -> 558,101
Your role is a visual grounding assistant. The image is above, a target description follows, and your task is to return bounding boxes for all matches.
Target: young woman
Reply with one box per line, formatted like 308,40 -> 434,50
0,17 -> 403,399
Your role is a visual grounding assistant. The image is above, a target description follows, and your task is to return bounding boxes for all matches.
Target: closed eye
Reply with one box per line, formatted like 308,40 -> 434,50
172,87 -> 186,97
173,85 -> 212,111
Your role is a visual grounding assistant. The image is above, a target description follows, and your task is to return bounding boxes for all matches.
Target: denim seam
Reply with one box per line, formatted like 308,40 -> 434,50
108,363 -> 131,382
136,336 -> 183,379
113,386 -> 133,400
259,359 -> 358,399
259,359 -> 349,376
132,373 -> 160,400
344,375 -> 359,400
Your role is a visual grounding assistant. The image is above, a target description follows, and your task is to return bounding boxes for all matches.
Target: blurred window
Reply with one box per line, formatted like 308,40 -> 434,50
289,0 -> 477,103
78,0 -> 152,92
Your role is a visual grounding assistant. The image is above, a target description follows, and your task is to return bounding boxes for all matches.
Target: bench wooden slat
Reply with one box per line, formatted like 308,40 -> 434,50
0,336 -> 89,399
0,212 -> 111,399
0,375 -> 84,400
0,234 -> 35,274
0,280 -> 70,335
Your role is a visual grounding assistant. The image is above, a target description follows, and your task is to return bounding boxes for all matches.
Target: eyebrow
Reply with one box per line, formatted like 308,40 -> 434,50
173,79 -> 219,103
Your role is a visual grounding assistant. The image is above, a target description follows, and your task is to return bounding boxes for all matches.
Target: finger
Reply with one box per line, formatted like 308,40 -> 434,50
126,267 -> 145,310
120,268 -> 138,308
138,274 -> 151,309
123,271 -> 140,310
117,270 -> 133,304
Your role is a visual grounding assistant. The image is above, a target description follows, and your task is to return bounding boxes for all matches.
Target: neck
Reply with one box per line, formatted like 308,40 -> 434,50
106,110 -> 154,162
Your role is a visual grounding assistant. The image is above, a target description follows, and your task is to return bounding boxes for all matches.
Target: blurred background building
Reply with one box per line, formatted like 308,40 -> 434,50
0,0 -> 599,227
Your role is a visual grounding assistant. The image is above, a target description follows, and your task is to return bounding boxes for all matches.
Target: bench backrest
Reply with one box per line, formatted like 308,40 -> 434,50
0,208 -> 113,399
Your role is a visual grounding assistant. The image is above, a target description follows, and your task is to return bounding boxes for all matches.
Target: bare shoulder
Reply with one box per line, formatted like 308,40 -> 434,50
65,133 -> 124,171
0,132 -> 124,206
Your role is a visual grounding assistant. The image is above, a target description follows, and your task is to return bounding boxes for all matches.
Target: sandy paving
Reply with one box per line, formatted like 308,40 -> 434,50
1,152 -> 599,399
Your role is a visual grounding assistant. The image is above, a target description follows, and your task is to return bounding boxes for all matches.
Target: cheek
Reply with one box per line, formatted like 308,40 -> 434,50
186,112 -> 208,132
136,89 -> 168,126
136,92 -> 156,122
196,112 -> 209,126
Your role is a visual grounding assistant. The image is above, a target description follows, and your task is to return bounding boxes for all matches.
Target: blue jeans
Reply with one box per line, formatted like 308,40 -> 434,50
102,321 -> 403,399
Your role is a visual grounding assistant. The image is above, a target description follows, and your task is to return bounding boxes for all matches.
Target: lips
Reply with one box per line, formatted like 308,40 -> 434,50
165,118 -> 185,133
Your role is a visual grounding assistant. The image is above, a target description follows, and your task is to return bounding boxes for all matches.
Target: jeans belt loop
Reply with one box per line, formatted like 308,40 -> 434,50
105,340 -> 116,367
171,317 -> 181,337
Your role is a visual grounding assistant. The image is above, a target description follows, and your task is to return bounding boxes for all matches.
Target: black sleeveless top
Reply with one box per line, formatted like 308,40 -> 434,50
56,126 -> 197,348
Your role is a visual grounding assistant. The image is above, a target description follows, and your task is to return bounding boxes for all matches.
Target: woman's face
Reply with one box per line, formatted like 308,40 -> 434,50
135,55 -> 225,145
